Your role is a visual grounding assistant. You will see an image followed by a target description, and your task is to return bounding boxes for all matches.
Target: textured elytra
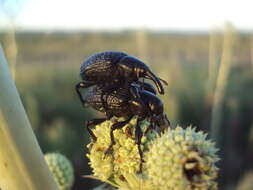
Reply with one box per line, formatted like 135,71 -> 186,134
83,85 -> 132,116
80,51 -> 127,81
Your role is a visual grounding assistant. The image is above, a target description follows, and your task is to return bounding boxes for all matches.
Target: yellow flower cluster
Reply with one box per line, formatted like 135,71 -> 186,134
86,117 -> 219,190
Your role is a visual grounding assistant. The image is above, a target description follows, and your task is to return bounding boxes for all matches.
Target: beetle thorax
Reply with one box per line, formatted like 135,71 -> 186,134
117,64 -> 138,82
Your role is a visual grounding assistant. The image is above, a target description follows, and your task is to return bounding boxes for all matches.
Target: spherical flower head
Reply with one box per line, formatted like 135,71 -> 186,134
45,152 -> 74,190
145,126 -> 219,190
86,117 -> 219,190
86,116 -> 157,189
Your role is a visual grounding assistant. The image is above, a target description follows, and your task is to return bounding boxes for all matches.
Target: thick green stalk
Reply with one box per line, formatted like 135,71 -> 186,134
0,46 -> 59,190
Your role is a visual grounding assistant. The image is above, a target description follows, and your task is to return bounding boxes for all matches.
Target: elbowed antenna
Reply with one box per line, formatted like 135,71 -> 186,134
158,77 -> 168,86
144,69 -> 165,94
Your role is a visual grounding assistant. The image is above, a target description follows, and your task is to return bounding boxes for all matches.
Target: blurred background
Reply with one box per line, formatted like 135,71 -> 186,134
1,0 -> 253,189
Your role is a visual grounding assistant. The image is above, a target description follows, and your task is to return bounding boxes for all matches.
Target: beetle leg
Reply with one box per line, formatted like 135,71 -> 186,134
76,81 -> 96,104
165,114 -> 171,127
76,82 -> 85,104
129,85 -> 141,99
85,118 -> 107,141
135,118 -> 144,173
104,117 -> 133,157
144,119 -> 153,135
156,114 -> 170,133
105,112 -> 113,120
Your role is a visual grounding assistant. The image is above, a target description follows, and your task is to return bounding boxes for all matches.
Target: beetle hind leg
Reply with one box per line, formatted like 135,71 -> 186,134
76,81 -> 97,104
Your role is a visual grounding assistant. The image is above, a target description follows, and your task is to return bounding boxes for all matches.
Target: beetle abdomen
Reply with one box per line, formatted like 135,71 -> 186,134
80,51 -> 127,81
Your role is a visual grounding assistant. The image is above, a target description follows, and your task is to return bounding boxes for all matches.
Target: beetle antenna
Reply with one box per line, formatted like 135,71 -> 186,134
142,78 -> 145,90
158,77 -> 168,86
144,75 -> 168,86
144,71 -> 165,94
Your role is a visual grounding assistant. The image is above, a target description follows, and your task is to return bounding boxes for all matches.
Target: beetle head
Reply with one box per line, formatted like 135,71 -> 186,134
118,56 -> 167,94
144,92 -> 170,130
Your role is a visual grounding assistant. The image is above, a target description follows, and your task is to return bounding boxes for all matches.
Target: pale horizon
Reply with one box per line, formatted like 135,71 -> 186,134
1,0 -> 253,31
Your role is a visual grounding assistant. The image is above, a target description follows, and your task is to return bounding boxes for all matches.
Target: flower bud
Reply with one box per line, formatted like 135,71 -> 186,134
45,152 -> 74,190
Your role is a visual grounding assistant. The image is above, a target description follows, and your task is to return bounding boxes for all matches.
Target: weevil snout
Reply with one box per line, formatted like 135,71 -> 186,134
152,114 -> 170,132
156,114 -> 168,126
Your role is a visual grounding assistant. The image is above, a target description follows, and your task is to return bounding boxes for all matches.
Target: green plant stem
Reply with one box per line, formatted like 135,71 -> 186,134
4,26 -> 18,80
207,29 -> 219,95
210,24 -> 237,147
0,46 -> 59,190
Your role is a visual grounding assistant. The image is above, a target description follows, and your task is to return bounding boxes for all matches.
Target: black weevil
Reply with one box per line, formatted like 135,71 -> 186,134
76,51 -> 168,104
82,82 -> 170,172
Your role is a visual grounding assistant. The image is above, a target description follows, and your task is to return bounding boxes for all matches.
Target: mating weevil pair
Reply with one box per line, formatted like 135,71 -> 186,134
76,51 -> 170,172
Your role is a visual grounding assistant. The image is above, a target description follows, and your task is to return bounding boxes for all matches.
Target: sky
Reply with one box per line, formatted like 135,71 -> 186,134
1,0 -> 253,31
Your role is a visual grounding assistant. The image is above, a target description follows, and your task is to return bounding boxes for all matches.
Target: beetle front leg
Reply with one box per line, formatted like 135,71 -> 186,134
144,119 -> 154,135
85,118 -> 107,141
164,114 -> 171,127
135,118 -> 144,173
104,117 -> 133,157
129,84 -> 141,99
